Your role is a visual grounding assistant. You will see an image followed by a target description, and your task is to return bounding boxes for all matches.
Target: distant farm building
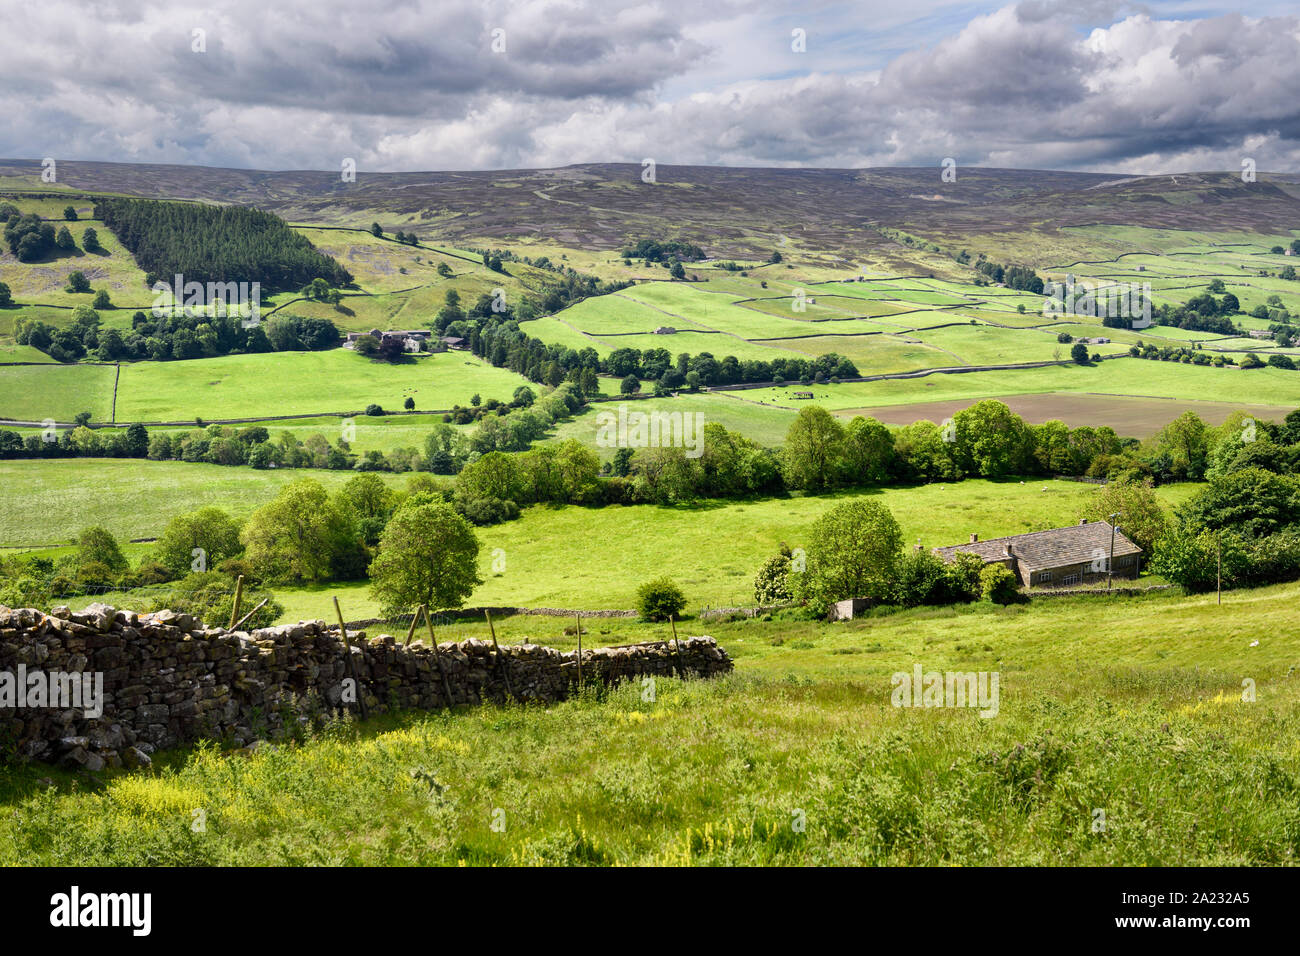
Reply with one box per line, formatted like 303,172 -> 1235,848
792,390 -> 814,400
1248,329 -> 1273,339
345,329 -> 431,352
653,326 -> 677,335
440,335 -> 467,349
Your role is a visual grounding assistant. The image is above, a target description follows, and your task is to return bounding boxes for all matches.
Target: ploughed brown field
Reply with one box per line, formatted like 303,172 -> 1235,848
835,392 -> 1294,437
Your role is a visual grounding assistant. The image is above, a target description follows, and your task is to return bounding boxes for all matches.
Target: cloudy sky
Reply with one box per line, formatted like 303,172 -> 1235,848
3,0 -> 1299,174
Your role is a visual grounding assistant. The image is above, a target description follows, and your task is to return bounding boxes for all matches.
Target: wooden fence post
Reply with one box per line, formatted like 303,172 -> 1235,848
484,609 -> 515,700
333,596 -> 368,719
668,613 -> 686,677
230,598 -> 268,633
575,612 -> 582,691
404,607 -> 421,647
424,606 -> 455,708
227,575 -> 244,630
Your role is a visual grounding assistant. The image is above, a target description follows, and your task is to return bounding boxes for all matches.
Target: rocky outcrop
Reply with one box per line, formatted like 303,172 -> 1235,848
0,603 -> 732,771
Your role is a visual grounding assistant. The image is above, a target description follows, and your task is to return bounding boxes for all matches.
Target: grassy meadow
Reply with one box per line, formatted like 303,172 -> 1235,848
5,193 -> 1300,869
0,349 -> 536,425
112,350 -> 531,422
0,459 -> 411,547
266,479 -> 1198,619
4,581 -> 1298,866
0,362 -> 117,422
737,357 -> 1300,410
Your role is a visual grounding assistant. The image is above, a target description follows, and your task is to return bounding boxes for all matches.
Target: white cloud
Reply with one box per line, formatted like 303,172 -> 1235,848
1,1 -> 1298,174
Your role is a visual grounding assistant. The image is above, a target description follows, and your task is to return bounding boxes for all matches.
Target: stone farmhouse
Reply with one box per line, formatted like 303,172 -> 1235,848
933,519 -> 1142,588
828,520 -> 1144,621
344,329 -> 432,353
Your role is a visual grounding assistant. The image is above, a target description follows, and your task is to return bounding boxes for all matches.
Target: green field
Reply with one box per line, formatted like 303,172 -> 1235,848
0,362 -> 117,421
0,343 -> 59,364
760,334 -> 951,372
519,316 -> 611,354
2,464 -> 1195,600
6,579 -> 1298,866
548,392 -> 797,457
572,331 -> 793,362
7,176 -> 1300,869
0,215 -> 153,310
267,479 -> 1195,618
738,357 -> 1300,410
0,350 -> 534,425
0,459 -> 409,547
110,349 -> 531,422
911,324 -> 1107,364
7,224 -> 1300,439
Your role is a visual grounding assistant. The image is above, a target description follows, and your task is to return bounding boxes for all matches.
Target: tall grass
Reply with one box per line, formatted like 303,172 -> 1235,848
4,582 -> 1299,866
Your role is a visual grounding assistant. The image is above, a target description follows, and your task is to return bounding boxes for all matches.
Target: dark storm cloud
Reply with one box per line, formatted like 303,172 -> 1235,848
0,0 -> 1298,174
144,1 -> 706,114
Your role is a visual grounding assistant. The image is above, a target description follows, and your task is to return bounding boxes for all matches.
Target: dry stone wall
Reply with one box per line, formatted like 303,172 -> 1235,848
0,603 -> 732,771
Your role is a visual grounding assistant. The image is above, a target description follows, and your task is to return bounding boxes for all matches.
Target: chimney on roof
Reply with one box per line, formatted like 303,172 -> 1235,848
969,533 -> 978,543
1079,518 -> 1088,525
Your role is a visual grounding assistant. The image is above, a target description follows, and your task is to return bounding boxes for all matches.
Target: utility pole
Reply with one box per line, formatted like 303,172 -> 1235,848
1217,535 -> 1222,606
1107,512 -> 1120,590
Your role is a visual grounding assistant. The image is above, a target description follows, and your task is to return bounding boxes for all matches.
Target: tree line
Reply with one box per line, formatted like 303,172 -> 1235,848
973,259 -> 1045,293
9,401 -> 1300,618
455,296 -> 860,391
15,308 -> 340,363
746,443 -> 1300,617
620,238 -> 706,263
0,475 -> 487,623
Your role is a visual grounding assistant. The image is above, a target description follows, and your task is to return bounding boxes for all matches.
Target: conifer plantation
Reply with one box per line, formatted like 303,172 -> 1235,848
94,198 -> 352,292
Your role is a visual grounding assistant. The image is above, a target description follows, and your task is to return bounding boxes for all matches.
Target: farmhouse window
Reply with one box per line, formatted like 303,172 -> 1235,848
1062,573 -> 1079,586
1039,571 -> 1052,583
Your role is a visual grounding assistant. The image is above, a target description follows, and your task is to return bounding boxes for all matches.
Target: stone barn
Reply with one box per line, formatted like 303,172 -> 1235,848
933,519 -> 1143,588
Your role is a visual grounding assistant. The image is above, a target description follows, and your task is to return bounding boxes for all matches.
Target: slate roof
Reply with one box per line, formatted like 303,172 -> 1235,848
933,521 -> 1142,572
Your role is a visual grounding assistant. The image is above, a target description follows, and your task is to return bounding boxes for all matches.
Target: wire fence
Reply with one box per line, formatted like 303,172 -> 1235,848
341,609 -> 597,647
8,574 -> 760,647
28,581 -> 222,602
